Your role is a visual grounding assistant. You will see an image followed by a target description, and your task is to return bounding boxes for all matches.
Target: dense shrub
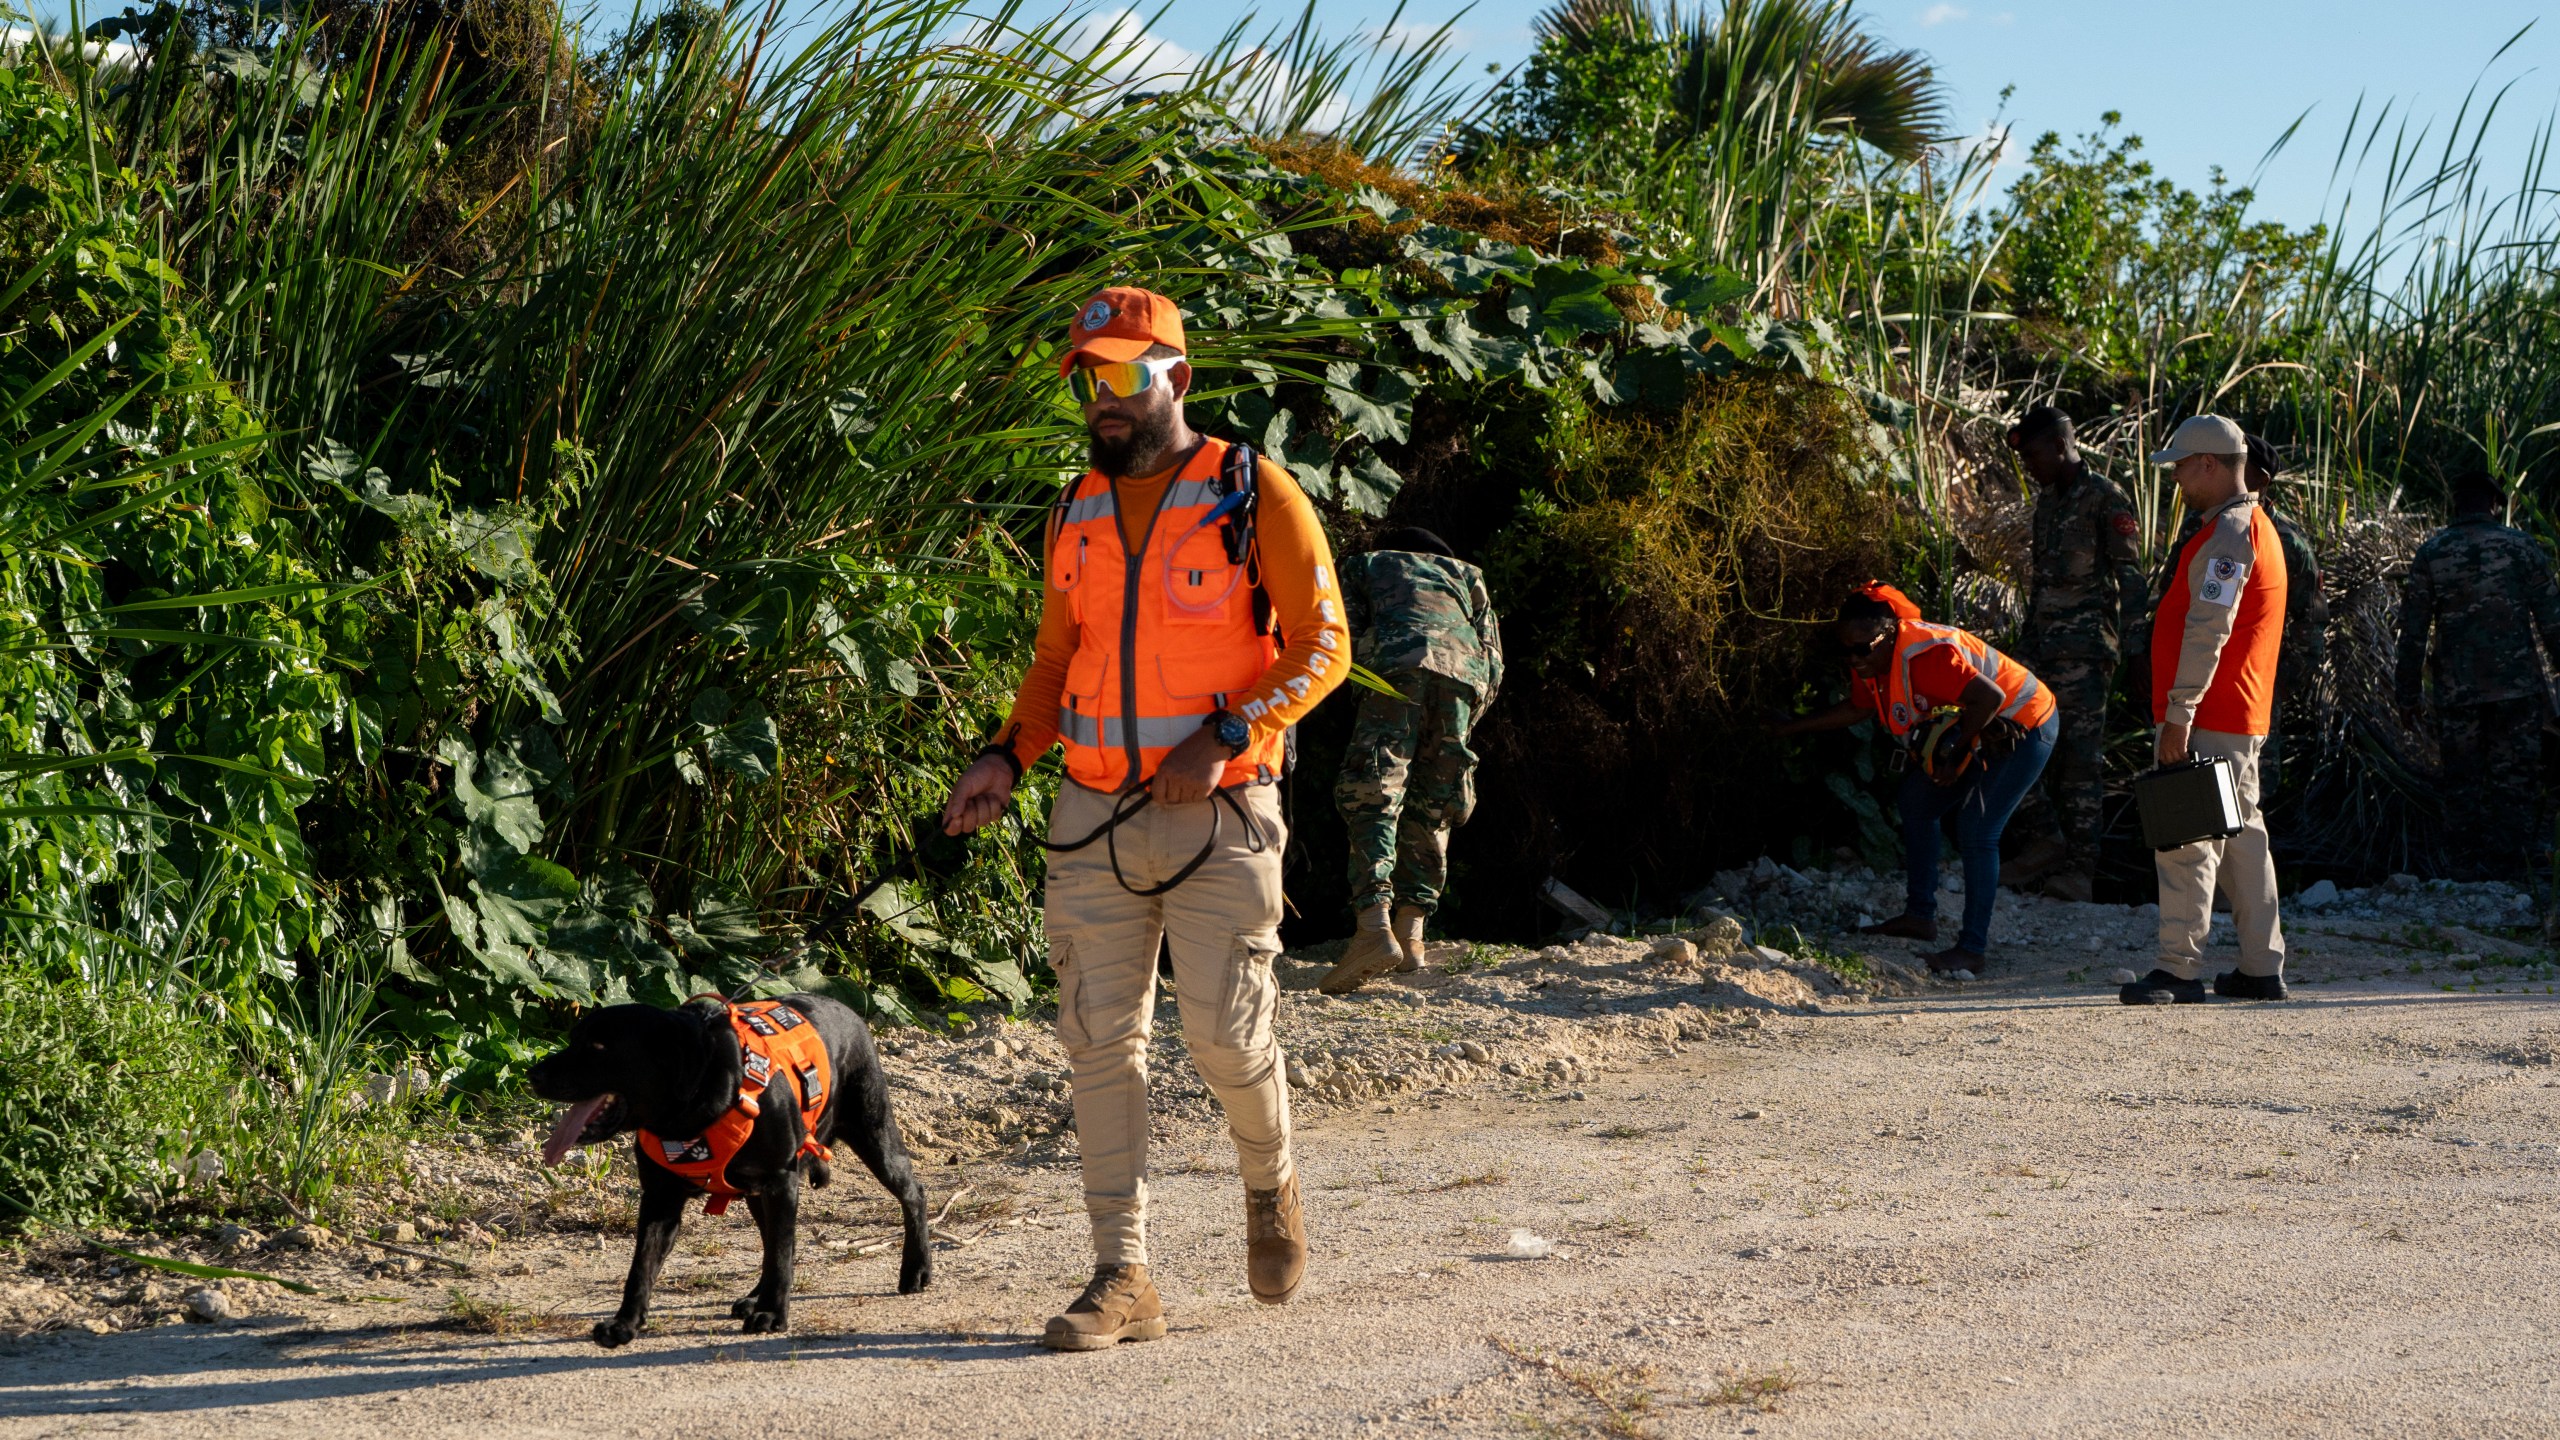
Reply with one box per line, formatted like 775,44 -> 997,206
0,965 -> 233,1228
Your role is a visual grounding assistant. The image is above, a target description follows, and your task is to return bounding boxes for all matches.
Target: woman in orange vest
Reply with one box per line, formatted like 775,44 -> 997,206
1770,583 -> 2060,976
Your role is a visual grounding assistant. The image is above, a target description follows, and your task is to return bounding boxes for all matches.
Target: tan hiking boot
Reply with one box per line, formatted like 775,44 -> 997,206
2040,868 -> 2094,903
1040,1263 -> 1167,1351
1321,904 -> 1401,994
2001,833 -> 2068,889
1391,904 -> 1428,973
1245,1175 -> 1307,1304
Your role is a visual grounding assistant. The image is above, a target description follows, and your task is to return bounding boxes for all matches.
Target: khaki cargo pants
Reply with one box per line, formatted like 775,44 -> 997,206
2153,728 -> 2286,980
1045,779 -> 1292,1267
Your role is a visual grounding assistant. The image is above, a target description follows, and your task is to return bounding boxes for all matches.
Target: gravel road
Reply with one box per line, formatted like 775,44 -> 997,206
7,884 -> 2559,1438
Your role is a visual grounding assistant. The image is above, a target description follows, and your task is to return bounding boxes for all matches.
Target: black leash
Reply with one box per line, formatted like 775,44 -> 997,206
1029,781 -> 1270,898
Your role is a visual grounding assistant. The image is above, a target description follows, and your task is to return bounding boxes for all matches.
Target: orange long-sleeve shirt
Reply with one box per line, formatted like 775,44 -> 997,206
992,452 -> 1348,774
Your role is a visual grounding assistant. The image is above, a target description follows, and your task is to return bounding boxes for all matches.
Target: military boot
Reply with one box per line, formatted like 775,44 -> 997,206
2040,868 -> 2095,903
2002,833 -> 2068,889
1321,904 -> 1402,994
1245,1175 -> 1307,1304
1391,904 -> 1428,973
1040,1263 -> 1167,1351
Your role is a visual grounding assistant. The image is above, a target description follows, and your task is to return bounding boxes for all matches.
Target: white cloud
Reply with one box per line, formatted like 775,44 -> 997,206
1058,7 -> 1356,136
1060,9 -> 1207,91
1918,3 -> 1969,25
1,25 -> 139,63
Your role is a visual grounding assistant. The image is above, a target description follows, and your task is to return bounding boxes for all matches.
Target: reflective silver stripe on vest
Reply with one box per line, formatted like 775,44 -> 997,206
1893,633 -> 1962,727
1900,626 -> 2044,723
1060,478 -> 1223,530
1164,479 -> 1222,512
1062,489 -> 1117,525
1997,670 -> 2045,720
1057,708 -> 1209,751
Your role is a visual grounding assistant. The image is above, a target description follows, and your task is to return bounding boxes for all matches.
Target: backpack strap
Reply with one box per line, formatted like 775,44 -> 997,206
1212,442 -> 1278,637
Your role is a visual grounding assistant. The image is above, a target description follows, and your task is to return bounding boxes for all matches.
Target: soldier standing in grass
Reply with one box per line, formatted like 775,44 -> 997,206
2002,406 -> 2149,903
1320,527 -> 1503,995
2394,466 -> 2560,880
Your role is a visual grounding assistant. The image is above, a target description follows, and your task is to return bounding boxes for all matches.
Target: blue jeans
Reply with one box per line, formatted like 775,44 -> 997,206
1899,714 -> 2059,954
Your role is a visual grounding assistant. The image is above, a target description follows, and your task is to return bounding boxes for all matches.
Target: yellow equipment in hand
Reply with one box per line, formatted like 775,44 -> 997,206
1914,711 -> 1978,782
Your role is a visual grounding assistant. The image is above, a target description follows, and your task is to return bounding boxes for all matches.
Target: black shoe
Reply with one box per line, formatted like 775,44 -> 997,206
2214,970 -> 2290,1001
2119,969 -> 2206,1006
1859,913 -> 1938,941
1921,946 -> 1989,978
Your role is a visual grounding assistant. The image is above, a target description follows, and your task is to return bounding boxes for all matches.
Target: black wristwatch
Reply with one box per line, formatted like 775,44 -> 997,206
1203,708 -> 1250,757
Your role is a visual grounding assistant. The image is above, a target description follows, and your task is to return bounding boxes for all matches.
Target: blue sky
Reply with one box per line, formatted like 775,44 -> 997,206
28,0 -> 2556,231
1097,0 -> 2560,231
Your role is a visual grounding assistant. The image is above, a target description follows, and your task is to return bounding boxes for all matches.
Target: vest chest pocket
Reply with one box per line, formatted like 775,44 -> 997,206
1056,533 -> 1092,625
1064,647 -> 1110,707
1162,528 -> 1243,623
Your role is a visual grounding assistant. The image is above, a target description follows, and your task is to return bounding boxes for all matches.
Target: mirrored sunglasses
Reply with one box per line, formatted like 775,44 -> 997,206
1066,355 -> 1181,403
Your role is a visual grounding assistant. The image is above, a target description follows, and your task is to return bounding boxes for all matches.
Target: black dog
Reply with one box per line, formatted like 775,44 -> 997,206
528,993 -> 931,1347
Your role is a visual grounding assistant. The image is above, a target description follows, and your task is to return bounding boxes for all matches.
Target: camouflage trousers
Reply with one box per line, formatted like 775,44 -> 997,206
2437,697 -> 2549,878
2012,657 -> 2112,871
1334,670 -> 1482,915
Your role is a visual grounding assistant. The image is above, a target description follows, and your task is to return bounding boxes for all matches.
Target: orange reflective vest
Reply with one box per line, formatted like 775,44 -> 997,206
1859,620 -> 2056,737
637,1000 -> 832,1216
2151,501 -> 2286,735
1051,438 -> 1287,792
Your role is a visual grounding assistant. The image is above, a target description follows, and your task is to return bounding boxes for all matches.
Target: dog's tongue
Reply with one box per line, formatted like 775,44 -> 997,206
543,1095 -> 612,1167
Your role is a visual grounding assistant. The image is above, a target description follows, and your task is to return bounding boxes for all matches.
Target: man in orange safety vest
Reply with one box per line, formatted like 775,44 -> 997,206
941,286 -> 1348,1349
2123,414 -> 2289,1005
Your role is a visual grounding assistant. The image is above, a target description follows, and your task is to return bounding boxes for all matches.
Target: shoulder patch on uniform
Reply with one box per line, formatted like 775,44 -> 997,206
2197,555 -> 2248,607
2111,513 -> 2139,537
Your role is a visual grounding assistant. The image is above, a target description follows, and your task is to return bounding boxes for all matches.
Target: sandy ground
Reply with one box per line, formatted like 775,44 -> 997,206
7,886 -> 2560,1438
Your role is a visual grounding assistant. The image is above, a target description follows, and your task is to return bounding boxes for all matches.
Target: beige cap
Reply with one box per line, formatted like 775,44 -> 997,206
2149,414 -> 2247,465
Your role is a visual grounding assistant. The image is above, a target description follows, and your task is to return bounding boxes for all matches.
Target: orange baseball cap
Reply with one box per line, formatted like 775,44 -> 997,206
1057,286 -> 1186,375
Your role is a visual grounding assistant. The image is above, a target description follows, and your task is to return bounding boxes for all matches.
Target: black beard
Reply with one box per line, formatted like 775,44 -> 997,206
1086,405 -> 1177,476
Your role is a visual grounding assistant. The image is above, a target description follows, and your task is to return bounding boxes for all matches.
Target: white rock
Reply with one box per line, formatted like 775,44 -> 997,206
1459,1041 -> 1491,1064
1650,937 -> 1699,967
1285,1063 -> 1312,1089
1506,1229 -> 1556,1259
185,1288 -> 234,1323
2299,879 -> 2340,908
1749,945 -> 1789,966
184,1150 -> 225,1184
2108,968 -> 2140,985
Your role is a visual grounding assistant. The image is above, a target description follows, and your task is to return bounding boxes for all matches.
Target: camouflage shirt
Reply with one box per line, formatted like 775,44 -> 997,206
2164,503 -> 2328,695
1341,549 -> 1503,699
2020,463 -> 2150,665
2394,514 -> 2560,709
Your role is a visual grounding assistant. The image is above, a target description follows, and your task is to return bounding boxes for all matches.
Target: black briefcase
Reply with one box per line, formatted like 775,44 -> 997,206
2134,756 -> 2244,851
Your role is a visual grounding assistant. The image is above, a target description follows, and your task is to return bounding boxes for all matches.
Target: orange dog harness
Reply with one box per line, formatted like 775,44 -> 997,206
637,1000 -> 833,1215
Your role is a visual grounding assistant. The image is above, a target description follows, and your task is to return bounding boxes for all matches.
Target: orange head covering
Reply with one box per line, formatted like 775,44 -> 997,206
1058,286 -> 1187,375
1852,580 -> 1923,621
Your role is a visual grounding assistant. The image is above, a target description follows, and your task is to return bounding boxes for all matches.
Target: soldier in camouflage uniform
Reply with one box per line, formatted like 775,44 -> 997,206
1319,527 -> 1503,995
2003,407 -> 2150,903
2394,468 -> 2560,879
